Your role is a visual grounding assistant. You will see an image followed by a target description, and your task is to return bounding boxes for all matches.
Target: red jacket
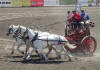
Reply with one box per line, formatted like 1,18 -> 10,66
72,13 -> 81,22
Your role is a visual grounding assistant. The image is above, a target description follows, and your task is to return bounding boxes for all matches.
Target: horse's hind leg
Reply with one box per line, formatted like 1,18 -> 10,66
52,46 -> 62,59
46,45 -> 53,57
63,46 -> 72,61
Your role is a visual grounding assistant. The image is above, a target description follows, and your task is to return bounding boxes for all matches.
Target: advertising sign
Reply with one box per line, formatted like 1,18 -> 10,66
31,0 -> 44,6
88,0 -> 93,3
0,0 -> 11,7
22,0 -> 31,7
44,0 -> 59,6
11,0 -> 22,7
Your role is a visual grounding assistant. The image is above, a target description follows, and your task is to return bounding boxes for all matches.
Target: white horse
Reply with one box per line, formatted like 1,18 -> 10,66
7,25 -> 76,62
6,24 -> 27,54
6,25 -> 58,57
22,27 -> 76,62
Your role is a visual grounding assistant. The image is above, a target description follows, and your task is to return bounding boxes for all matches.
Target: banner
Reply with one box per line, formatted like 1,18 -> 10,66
31,0 -> 44,6
0,0 -> 11,7
22,0 -> 31,7
44,0 -> 59,6
88,0 -> 93,3
11,0 -> 22,7
77,0 -> 88,3
60,0 -> 76,5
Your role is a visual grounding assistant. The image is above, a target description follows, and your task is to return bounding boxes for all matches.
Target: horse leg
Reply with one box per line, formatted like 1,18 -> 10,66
23,40 -> 30,60
26,47 -> 36,60
39,47 -> 48,62
17,44 -> 24,54
46,45 -> 53,57
11,42 -> 16,54
52,46 -> 61,59
35,50 -> 40,56
16,39 -> 24,54
23,46 -> 29,60
63,46 -> 72,61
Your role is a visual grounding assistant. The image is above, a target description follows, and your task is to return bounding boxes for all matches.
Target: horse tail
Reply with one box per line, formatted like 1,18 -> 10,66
65,42 -> 76,49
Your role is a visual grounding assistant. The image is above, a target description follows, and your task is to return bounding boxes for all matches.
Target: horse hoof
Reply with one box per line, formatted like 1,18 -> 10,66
21,52 -> 24,55
23,56 -> 27,60
57,56 -> 61,59
22,59 -> 28,63
26,56 -> 30,60
44,60 -> 48,63
11,52 -> 14,55
69,59 -> 72,62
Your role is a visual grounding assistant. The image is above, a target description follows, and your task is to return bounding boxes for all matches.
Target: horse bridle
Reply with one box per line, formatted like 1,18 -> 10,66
6,25 -> 14,36
14,26 -> 22,36
23,28 -> 38,42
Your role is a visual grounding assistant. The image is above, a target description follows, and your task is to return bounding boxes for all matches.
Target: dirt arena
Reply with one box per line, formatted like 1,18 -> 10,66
0,7 -> 100,70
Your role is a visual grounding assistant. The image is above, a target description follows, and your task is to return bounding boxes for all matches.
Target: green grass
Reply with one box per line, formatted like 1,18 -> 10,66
60,0 -> 77,5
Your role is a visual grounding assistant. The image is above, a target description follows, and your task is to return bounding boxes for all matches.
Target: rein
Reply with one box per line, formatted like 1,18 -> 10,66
31,33 -> 38,42
37,39 -> 67,42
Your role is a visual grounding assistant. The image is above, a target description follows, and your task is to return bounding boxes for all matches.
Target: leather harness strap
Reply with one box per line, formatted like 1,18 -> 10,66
31,33 -> 38,42
58,36 -> 62,44
46,35 -> 49,45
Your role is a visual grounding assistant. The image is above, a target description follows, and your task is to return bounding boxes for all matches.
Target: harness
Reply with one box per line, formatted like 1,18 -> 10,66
46,35 -> 49,45
14,27 -> 67,45
31,33 -> 38,42
37,37 -> 66,45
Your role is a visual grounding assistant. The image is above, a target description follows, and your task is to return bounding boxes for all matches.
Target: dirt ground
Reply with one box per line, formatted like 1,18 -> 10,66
0,7 -> 100,70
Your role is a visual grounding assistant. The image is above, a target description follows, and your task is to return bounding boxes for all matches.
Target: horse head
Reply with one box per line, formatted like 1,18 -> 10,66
11,25 -> 27,38
22,28 -> 38,41
6,24 -> 15,36
6,24 -> 23,37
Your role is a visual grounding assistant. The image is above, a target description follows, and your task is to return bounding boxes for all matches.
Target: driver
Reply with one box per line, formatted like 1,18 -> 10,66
67,11 -> 72,23
71,10 -> 81,31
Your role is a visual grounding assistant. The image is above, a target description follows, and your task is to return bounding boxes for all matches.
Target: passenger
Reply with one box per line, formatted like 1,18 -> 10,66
67,11 -> 72,23
71,10 -> 81,31
80,10 -> 90,22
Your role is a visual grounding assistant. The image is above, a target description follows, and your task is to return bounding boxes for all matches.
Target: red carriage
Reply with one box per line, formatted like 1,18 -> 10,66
65,21 -> 97,55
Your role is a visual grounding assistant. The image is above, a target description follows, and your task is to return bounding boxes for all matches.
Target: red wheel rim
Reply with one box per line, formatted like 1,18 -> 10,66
81,36 -> 97,55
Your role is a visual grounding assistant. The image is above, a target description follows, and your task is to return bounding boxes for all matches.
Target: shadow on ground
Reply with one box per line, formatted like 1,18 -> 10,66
5,55 -> 71,64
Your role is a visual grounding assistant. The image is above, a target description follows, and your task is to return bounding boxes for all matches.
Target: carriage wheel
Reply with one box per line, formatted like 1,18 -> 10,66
81,36 -> 97,55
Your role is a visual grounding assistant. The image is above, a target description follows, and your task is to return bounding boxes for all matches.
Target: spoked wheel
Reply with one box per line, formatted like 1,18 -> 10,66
81,36 -> 97,55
